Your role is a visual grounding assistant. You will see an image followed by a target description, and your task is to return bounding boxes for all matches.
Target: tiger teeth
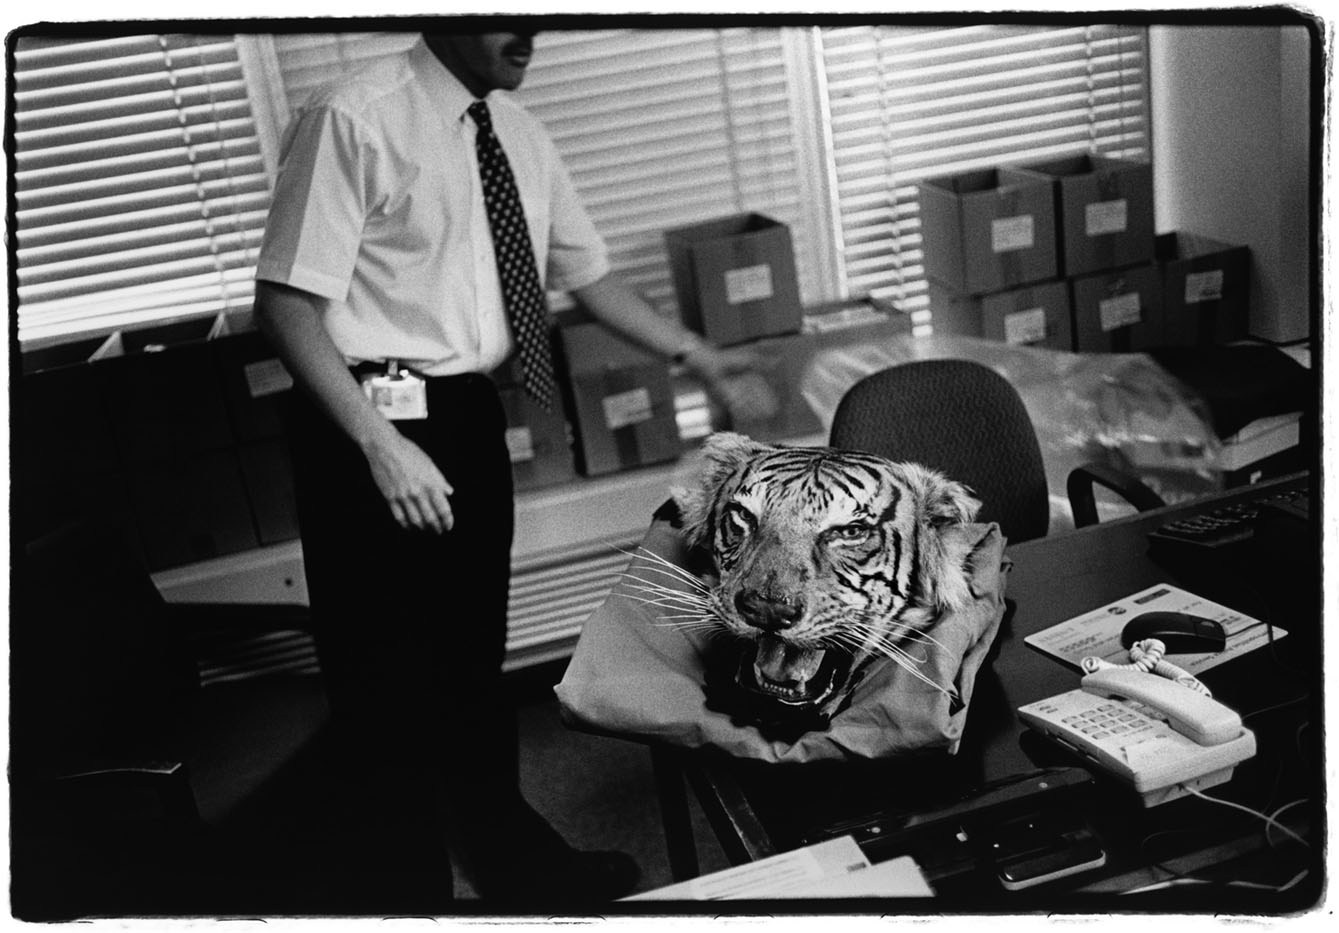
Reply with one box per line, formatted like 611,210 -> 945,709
755,678 -> 808,699
753,638 -> 826,696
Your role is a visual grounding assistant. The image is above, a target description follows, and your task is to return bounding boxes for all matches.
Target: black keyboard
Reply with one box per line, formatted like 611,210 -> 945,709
1148,483 -> 1309,550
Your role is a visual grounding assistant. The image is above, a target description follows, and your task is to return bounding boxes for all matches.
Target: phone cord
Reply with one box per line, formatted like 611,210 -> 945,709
1080,639 -> 1212,696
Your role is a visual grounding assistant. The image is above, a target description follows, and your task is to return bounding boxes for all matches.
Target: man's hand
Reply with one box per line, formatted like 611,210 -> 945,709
362,430 -> 455,534
254,282 -> 456,535
683,343 -> 781,426
568,272 -> 781,425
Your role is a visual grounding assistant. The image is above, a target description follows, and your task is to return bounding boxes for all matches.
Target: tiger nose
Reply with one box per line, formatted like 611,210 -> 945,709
735,589 -> 805,630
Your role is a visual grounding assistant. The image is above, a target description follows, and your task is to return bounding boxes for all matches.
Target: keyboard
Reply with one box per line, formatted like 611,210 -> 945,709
1147,482 -> 1309,550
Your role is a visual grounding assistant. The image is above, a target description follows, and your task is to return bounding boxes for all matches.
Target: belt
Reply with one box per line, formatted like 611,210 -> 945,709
348,361 -> 489,383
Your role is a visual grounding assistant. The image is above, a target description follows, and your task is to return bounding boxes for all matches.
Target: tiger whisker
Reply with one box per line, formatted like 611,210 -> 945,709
623,595 -> 714,614
619,565 -> 712,596
619,580 -> 712,606
865,642 -> 954,696
614,546 -> 712,593
650,611 -> 718,622
620,579 -> 709,601
620,585 -> 711,613
648,615 -> 723,629
832,623 -> 946,657
845,615 -> 949,651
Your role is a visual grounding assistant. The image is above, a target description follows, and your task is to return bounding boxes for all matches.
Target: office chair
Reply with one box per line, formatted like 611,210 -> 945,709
829,358 -> 1165,542
9,519 -> 338,918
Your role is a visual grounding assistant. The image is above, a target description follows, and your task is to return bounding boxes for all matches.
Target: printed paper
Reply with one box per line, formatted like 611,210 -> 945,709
244,358 -> 294,398
505,426 -> 535,463
1184,269 -> 1226,304
724,263 -> 775,305
1024,583 -> 1287,675
602,386 -> 654,430
1004,307 -> 1048,345
991,214 -> 1035,253
1099,292 -> 1142,331
625,835 -> 933,900
1086,198 -> 1129,236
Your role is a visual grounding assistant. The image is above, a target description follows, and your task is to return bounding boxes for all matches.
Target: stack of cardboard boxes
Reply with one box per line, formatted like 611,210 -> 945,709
920,154 -> 1250,351
17,317 -> 290,571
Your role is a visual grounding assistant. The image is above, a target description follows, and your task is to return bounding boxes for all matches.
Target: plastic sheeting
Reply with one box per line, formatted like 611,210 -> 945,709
799,334 -> 1223,530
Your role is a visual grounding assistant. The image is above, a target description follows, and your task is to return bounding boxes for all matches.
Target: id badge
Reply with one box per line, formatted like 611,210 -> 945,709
362,369 -> 428,420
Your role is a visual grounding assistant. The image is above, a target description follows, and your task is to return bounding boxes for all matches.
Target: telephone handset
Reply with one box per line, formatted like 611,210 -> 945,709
1018,667 -> 1256,807
1080,667 -> 1242,745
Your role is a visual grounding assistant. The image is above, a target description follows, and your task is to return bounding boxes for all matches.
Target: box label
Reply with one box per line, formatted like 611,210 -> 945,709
505,426 -> 535,463
602,387 -> 654,430
1086,199 -> 1129,237
244,358 -> 294,398
1184,269 -> 1225,304
724,264 -> 775,305
1099,292 -> 1142,331
991,215 -> 1035,253
1004,306 -> 1048,345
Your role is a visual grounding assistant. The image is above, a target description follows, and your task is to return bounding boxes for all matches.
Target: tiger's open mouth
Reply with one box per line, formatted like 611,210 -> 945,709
736,634 -> 854,709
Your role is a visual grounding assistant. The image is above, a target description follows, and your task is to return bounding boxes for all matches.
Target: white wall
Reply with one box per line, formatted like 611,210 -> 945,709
1149,25 -> 1313,343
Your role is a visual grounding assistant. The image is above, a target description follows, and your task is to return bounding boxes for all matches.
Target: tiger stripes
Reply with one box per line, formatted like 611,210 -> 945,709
669,431 -> 981,727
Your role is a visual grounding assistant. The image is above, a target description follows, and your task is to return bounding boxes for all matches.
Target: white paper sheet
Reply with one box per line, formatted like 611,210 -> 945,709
1024,583 -> 1287,674
626,835 -> 933,900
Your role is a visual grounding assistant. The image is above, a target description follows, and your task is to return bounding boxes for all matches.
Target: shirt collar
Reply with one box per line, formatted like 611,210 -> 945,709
409,37 -> 484,124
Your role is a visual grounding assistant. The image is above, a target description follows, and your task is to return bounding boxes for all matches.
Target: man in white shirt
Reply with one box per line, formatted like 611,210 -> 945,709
255,30 -> 775,905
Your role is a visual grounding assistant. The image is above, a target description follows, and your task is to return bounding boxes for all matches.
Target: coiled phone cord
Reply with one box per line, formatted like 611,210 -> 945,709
1080,638 -> 1212,696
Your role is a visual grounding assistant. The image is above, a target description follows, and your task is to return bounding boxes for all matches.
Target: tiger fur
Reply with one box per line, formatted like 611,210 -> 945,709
666,431 -> 982,737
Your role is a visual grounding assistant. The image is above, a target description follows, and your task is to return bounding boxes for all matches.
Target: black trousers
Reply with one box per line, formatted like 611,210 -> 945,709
284,372 -> 535,874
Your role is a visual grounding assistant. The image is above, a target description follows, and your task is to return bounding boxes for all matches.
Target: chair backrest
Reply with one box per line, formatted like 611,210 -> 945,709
829,359 -> 1050,543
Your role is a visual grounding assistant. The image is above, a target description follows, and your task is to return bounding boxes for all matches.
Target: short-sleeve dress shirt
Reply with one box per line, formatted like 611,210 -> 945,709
255,39 -> 610,376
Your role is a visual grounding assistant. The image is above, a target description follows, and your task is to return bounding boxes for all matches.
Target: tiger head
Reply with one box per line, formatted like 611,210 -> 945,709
667,432 -> 982,738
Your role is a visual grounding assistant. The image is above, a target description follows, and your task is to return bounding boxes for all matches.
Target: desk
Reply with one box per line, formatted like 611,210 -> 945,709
657,473 -> 1321,910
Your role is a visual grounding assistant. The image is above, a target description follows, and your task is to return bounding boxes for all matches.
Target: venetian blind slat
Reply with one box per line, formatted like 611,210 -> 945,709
13,32 -> 271,347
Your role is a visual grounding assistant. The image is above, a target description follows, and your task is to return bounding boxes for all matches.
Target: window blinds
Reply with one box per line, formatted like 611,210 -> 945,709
263,28 -> 820,315
517,29 -> 816,313
819,24 -> 1150,324
14,24 -> 1151,351
13,34 -> 271,348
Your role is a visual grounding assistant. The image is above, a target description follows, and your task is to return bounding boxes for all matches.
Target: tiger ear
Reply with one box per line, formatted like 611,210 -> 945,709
671,431 -> 771,549
896,463 -> 981,611
908,463 -> 981,528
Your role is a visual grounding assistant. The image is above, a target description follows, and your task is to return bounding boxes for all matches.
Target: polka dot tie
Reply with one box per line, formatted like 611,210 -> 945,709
468,100 -> 558,412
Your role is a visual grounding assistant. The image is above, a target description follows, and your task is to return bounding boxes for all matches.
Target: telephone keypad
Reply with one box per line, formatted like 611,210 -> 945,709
1064,704 -> 1155,742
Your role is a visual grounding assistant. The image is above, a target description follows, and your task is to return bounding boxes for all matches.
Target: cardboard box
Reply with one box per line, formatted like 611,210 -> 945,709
94,319 -> 235,466
13,467 -> 141,558
924,282 -> 985,338
18,361 -> 123,481
665,213 -> 803,346
20,333 -> 110,376
214,330 -> 294,443
238,440 -> 301,545
1070,263 -> 1164,352
1017,154 -> 1154,277
1156,232 -> 1251,347
498,383 -> 577,491
926,280 -> 1073,350
558,322 -> 682,476
981,280 -> 1074,351
918,167 -> 1059,295
127,449 -> 259,570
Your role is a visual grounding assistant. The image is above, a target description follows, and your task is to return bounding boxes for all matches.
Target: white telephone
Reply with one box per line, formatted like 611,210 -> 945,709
1018,667 -> 1256,807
